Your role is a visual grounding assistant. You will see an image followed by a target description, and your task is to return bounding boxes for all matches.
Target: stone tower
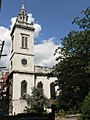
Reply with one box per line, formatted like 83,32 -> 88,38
10,3 -> 35,114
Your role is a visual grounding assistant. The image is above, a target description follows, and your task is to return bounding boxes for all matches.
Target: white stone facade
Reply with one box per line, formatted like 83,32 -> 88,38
9,3 -> 57,115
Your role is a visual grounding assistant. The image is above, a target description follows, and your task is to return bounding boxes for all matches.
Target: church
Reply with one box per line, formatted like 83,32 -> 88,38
7,3 -> 57,115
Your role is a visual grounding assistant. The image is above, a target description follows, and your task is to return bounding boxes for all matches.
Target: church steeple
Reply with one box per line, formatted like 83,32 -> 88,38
16,2 -> 28,23
21,2 -> 25,10
11,2 -> 35,37
10,2 -> 35,115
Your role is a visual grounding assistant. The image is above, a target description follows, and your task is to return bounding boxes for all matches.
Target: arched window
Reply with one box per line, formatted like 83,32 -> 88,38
50,82 -> 56,99
21,80 -> 27,99
37,81 -> 43,89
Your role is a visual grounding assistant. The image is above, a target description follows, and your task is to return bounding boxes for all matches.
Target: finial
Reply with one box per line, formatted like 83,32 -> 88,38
22,0 -> 25,10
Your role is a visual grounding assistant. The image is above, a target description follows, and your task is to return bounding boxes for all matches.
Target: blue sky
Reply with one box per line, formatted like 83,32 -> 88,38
0,0 -> 90,68
0,0 -> 90,44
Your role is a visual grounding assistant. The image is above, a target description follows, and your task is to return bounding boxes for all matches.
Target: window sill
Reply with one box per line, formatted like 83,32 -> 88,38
20,47 -> 29,50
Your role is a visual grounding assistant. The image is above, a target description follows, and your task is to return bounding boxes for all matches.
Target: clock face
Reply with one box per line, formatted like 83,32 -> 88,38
21,59 -> 27,66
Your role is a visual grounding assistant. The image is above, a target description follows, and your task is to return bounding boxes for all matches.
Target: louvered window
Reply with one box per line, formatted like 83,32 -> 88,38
22,36 -> 28,49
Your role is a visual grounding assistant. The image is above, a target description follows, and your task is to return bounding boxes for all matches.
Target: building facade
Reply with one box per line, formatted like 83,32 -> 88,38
9,3 -> 57,115
0,71 -> 9,115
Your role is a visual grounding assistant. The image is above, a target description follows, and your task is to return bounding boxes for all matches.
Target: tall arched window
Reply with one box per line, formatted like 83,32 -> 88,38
21,80 -> 27,99
50,82 -> 56,99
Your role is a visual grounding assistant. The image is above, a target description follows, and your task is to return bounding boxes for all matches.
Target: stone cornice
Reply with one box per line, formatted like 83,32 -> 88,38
8,70 -> 55,78
10,52 -> 34,60
11,23 -> 35,36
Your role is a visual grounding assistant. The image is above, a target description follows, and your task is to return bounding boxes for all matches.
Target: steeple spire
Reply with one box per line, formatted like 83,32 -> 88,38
20,2 -> 26,15
16,2 -> 28,23
21,1 -> 25,10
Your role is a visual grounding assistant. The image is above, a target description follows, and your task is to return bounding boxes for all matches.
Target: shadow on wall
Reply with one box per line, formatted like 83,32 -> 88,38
0,112 -> 55,120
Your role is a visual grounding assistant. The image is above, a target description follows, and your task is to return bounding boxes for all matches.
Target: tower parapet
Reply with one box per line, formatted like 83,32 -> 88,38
11,3 -> 35,37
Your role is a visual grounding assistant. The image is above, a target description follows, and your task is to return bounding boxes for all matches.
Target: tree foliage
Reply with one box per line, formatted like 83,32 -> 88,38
78,92 -> 90,120
73,7 -> 90,30
24,85 -> 47,113
53,7 -> 90,113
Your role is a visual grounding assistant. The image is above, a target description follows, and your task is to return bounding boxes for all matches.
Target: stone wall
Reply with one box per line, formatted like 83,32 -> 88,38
34,65 -> 52,74
55,114 -> 80,120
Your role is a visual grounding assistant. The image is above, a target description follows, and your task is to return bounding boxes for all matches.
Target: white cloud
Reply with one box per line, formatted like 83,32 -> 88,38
28,13 -> 35,23
0,26 -> 11,69
34,23 -> 42,38
35,38 -> 59,67
10,17 -> 16,30
28,13 -> 42,38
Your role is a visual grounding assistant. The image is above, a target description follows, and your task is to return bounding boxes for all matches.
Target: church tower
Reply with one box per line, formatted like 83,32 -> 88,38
10,3 -> 35,114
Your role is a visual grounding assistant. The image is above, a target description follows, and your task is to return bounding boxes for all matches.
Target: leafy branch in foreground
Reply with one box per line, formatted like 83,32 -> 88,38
24,84 -> 48,113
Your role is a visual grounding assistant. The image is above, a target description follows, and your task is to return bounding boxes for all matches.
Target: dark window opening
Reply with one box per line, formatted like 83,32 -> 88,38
11,61 -> 12,69
21,36 -> 28,49
25,37 -> 27,48
21,59 -> 27,66
21,80 -> 27,99
20,17 -> 22,20
37,81 -> 43,89
50,82 -> 56,99
11,36 -> 14,52
22,36 -> 24,48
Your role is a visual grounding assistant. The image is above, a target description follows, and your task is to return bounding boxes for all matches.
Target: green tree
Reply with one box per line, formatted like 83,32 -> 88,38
53,7 -> 90,113
78,92 -> 90,120
24,84 -> 47,113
